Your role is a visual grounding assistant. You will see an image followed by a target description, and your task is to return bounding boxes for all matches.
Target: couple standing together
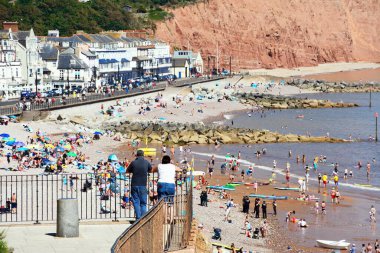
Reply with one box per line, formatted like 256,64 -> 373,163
127,150 -> 180,219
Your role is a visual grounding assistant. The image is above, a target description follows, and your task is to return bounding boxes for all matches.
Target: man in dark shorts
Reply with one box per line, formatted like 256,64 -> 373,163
127,150 -> 152,219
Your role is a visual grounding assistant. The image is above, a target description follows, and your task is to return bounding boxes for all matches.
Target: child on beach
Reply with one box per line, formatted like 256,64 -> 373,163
253,181 -> 258,194
315,201 -> 319,214
321,201 -> 326,215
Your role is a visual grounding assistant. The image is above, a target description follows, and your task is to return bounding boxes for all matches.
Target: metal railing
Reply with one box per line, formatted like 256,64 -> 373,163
173,76 -> 226,87
0,83 -> 166,116
0,172 -> 162,224
111,178 -> 193,252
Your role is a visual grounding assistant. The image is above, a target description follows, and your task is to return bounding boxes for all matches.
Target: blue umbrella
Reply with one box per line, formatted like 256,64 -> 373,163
94,131 -> 103,135
14,141 -> 25,147
6,141 -> 15,146
8,115 -> 17,119
0,133 -> 10,138
16,147 -> 29,152
55,146 -> 65,152
108,154 -> 118,161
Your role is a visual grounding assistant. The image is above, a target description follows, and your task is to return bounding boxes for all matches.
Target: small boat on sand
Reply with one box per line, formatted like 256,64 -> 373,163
274,187 -> 299,191
316,240 -> 350,250
249,194 -> 287,200
207,186 -> 235,191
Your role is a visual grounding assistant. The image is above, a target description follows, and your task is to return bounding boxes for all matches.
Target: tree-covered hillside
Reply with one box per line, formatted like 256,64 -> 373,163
0,0 -> 196,36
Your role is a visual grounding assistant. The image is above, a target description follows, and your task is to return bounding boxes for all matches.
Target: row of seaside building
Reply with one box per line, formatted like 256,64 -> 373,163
0,22 -> 204,99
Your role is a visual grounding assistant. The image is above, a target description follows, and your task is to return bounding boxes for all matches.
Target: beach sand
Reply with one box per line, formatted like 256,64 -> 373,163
45,76 -> 313,129
247,62 -> 380,78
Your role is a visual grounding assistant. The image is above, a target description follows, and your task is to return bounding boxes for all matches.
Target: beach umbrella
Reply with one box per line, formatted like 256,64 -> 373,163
2,137 -> 14,142
55,146 -> 65,152
0,133 -> 10,138
14,141 -> 25,147
16,147 -> 29,152
93,131 -> 103,135
0,115 -> 9,119
6,141 -> 15,146
67,151 -> 77,157
27,144 -> 40,149
8,115 -> 17,119
44,143 -> 55,149
108,154 -> 118,161
63,144 -> 72,150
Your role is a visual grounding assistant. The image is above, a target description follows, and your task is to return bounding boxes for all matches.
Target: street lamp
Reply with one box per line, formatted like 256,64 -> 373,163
35,69 -> 38,93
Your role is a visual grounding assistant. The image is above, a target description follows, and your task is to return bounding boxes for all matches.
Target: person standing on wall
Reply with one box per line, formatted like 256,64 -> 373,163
127,150 -> 152,219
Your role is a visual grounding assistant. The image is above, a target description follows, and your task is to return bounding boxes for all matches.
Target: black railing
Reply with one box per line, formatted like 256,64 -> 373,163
0,83 -> 166,116
0,172 -> 165,224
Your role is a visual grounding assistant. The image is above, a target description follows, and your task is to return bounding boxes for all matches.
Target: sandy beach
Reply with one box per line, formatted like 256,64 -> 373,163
0,73 -> 378,252
247,62 -> 380,78
46,76 -> 314,129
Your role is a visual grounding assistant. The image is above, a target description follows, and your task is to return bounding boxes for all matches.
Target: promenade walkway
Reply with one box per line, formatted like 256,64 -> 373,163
4,222 -> 130,253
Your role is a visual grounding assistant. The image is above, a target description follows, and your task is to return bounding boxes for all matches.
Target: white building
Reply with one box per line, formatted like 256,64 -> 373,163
0,29 -> 22,100
173,50 -> 204,77
13,28 -> 46,92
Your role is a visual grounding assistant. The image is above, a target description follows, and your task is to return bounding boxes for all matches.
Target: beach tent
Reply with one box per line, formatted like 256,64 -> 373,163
108,154 -> 118,161
0,133 -> 10,138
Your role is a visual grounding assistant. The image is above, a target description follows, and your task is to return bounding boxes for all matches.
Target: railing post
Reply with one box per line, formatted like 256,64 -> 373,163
113,177 -> 119,222
34,175 -> 40,224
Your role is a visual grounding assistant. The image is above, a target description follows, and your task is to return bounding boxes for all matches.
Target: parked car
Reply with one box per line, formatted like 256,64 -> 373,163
52,89 -> 62,96
87,86 -> 96,93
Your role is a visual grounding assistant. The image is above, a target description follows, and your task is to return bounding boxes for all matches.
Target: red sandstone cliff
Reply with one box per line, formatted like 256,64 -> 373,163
155,0 -> 380,70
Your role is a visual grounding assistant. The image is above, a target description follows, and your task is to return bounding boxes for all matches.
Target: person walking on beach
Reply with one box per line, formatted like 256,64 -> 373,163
285,171 -> 290,186
254,199 -> 260,218
272,200 -> 277,216
322,173 -> 328,188
224,199 -> 234,222
262,201 -> 267,219
242,196 -> 250,214
315,200 -> 319,214
370,205 -> 376,223
321,201 -> 326,215
253,181 -> 258,194
127,150 -> 152,219
318,173 -> 322,186
367,162 -> 371,180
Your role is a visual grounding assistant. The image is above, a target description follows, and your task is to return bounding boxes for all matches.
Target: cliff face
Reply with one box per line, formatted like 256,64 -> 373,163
155,0 -> 380,70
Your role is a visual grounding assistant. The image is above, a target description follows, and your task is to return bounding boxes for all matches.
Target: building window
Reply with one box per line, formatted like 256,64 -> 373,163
59,70 -> 64,80
75,70 -> 80,80
2,69 -> 4,78
29,69 -> 33,77
16,68 -> 18,77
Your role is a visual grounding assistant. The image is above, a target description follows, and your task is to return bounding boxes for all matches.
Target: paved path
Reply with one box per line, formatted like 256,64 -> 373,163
3,222 -> 130,253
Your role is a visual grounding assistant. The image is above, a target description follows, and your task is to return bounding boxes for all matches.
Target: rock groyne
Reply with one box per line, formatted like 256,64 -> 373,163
234,93 -> 358,109
286,79 -> 380,93
106,121 -> 345,145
